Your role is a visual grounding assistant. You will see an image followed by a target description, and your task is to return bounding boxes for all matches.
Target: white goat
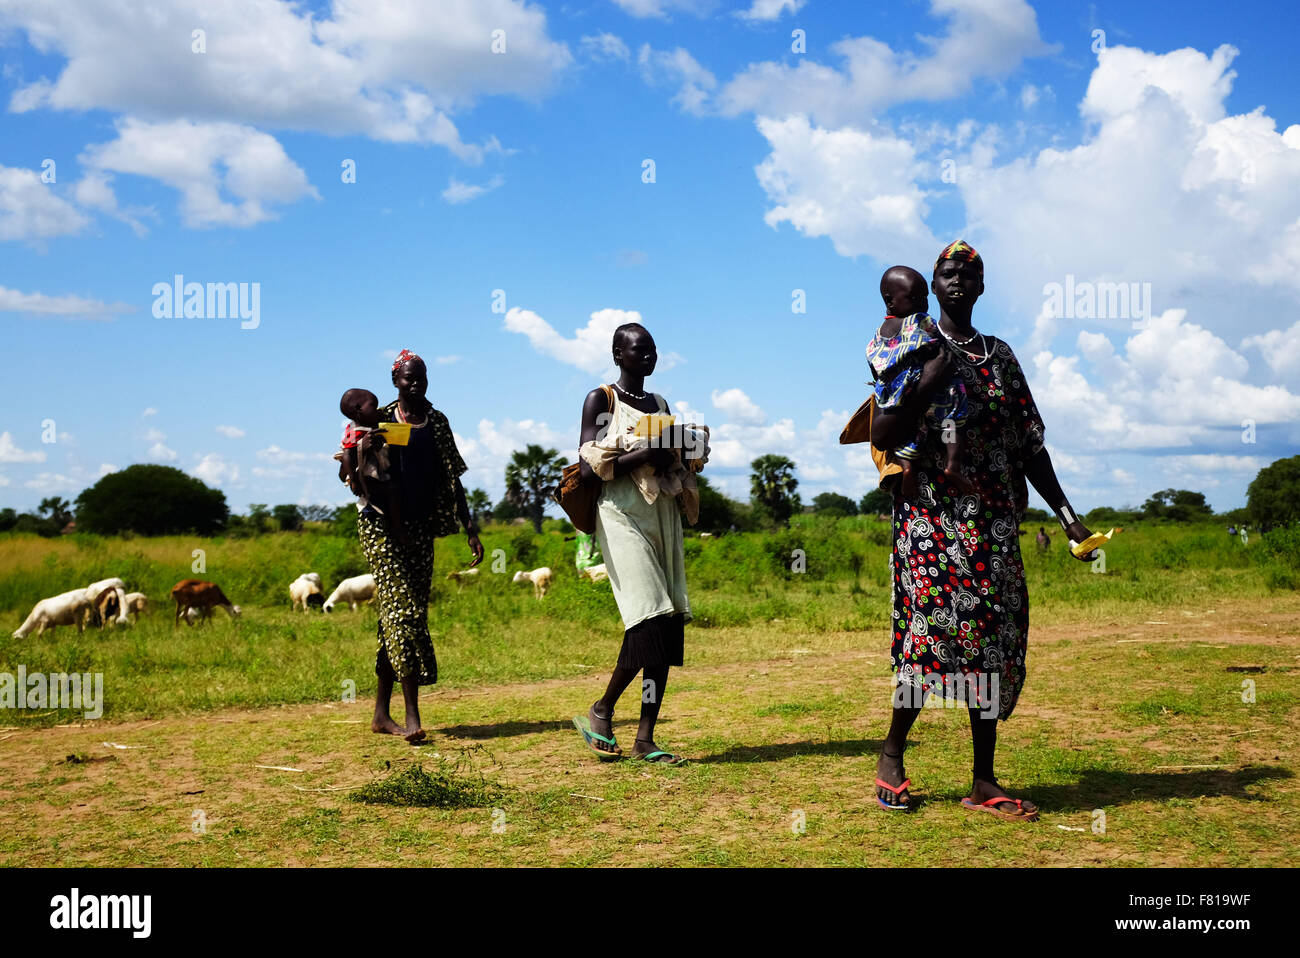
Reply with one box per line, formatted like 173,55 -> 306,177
323,573 -> 376,612
512,567 -> 553,600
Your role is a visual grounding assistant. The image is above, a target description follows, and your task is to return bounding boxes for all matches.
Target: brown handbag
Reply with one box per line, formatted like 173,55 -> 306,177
552,385 -> 614,534
839,395 -> 903,492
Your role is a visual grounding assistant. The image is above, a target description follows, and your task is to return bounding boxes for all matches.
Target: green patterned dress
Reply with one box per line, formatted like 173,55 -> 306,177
357,399 -> 468,685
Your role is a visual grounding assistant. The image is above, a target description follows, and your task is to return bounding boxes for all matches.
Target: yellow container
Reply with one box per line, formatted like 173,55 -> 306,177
378,422 -> 412,446
1070,528 -> 1116,558
634,414 -> 675,440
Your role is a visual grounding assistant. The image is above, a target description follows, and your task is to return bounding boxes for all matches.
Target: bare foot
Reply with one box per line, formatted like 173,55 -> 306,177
403,725 -> 427,743
371,716 -> 405,736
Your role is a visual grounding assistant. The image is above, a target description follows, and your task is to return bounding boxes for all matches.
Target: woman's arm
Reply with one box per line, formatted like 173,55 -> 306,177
1024,447 -> 1094,558
870,349 -> 957,450
452,477 -> 484,566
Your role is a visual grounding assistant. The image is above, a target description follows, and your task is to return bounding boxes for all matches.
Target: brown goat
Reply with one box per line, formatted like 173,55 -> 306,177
170,579 -> 241,627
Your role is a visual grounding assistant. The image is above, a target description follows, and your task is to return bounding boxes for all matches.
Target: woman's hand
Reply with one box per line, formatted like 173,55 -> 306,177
917,348 -> 957,396
622,446 -> 675,472
465,529 -> 484,567
1064,520 -> 1096,560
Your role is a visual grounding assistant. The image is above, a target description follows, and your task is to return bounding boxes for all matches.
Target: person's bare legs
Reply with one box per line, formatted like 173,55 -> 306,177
966,707 -> 1036,817
371,674 -> 404,736
876,699 -> 922,807
400,676 -> 425,743
631,664 -> 669,757
371,650 -> 405,736
900,459 -> 919,500
589,665 -> 638,755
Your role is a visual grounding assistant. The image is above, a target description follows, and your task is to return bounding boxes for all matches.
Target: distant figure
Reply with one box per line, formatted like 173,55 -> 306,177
1240,526 -> 1249,546
1035,527 -> 1051,552
1227,525 -> 1237,537
574,530 -> 602,572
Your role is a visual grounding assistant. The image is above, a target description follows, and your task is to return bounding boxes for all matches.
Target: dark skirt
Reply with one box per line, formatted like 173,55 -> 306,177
617,612 -> 685,669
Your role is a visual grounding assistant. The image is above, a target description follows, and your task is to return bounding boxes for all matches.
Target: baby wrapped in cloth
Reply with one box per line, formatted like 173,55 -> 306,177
579,415 -> 711,524
579,392 -> 710,655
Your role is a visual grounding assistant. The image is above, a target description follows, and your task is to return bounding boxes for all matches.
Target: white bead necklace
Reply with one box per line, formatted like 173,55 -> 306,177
939,322 -> 991,363
939,319 -> 980,346
613,382 -> 647,401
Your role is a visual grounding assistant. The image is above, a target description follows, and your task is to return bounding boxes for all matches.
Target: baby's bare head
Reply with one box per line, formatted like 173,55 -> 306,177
880,265 -> 929,318
340,388 -> 380,427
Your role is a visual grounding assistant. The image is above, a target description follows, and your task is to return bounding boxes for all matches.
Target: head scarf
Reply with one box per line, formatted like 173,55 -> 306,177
392,348 -> 424,372
934,239 -> 983,275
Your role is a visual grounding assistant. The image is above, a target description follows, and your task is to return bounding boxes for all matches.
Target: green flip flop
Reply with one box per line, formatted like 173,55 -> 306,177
573,715 -> 622,760
633,749 -> 687,766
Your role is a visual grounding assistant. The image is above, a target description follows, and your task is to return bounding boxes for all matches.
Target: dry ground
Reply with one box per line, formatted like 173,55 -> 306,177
2,595 -> 1297,867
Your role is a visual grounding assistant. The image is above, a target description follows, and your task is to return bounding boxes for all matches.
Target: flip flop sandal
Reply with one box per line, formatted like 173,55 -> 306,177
875,777 -> 912,812
572,715 -> 622,760
961,795 -> 1039,822
633,749 -> 687,766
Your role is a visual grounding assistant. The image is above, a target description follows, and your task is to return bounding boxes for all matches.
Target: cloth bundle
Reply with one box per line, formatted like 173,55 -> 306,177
580,423 -> 711,525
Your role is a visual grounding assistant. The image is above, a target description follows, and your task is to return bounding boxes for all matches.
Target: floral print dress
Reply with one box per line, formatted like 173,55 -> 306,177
891,335 -> 1045,720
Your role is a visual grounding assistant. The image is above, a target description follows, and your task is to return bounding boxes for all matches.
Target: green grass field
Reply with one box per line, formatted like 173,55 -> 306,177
0,517 -> 1296,866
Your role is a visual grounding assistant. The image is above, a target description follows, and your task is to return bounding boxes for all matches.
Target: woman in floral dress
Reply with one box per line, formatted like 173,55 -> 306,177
869,241 -> 1097,821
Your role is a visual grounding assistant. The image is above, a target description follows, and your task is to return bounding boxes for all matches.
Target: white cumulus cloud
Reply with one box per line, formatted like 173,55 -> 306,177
0,164 -> 88,241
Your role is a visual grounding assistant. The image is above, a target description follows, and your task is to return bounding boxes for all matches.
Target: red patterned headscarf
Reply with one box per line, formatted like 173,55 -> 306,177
934,239 -> 983,275
392,348 -> 424,372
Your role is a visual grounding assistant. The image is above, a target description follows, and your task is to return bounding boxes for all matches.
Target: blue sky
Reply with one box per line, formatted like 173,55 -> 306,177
1,0 -> 1297,516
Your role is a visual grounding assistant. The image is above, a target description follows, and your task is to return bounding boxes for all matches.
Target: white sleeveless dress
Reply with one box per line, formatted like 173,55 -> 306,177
594,390 -> 691,631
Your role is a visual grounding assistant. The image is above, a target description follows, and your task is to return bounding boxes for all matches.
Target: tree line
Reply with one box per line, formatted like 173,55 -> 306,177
3,455 -> 1297,539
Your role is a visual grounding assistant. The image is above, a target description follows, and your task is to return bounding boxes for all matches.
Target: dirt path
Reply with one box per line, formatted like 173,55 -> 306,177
2,598 -> 1298,867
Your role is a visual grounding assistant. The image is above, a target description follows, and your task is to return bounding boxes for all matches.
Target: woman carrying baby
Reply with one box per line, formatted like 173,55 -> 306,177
571,323 -> 708,765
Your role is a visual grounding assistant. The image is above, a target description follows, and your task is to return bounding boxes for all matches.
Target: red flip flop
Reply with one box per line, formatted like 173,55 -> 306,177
961,795 -> 1039,822
875,777 -> 912,812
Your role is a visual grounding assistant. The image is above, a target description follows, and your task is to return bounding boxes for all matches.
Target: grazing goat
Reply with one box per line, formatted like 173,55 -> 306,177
323,573 -> 375,612
85,577 -> 129,627
446,568 -> 480,590
12,588 -> 93,638
512,567 -> 553,600
289,572 -> 325,612
170,579 -> 241,627
580,563 -> 609,584
95,588 -> 122,628
123,592 -> 149,622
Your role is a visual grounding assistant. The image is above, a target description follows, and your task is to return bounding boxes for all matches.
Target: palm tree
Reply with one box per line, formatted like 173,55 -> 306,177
750,454 -> 801,526
467,488 -> 493,526
505,445 -> 566,533
37,496 -> 74,533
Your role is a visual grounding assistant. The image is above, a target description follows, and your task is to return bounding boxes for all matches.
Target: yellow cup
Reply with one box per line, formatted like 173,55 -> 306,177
1070,528 -> 1116,558
378,422 -> 412,446
634,414 -> 675,440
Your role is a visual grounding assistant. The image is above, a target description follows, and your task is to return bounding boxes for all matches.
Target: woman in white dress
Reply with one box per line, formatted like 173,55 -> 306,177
571,323 -> 701,765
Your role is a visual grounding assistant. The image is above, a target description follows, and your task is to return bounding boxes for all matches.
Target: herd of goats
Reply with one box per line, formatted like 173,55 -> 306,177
10,561 -> 610,640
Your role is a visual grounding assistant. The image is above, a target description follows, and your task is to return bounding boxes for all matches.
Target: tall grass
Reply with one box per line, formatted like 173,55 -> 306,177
0,517 -> 1291,725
